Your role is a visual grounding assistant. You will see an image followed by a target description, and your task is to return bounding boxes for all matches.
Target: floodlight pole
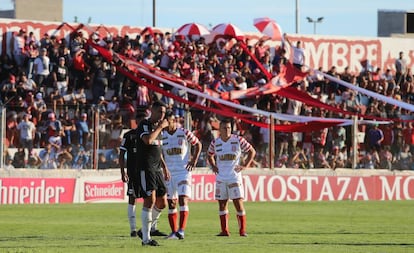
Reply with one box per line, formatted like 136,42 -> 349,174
295,0 -> 300,33
307,17 -> 324,34
152,0 -> 156,27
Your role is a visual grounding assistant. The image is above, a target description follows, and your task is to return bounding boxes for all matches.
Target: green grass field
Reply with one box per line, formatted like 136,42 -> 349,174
1,201 -> 413,253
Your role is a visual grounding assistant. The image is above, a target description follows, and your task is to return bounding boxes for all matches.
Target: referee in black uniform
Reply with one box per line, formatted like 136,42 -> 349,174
136,100 -> 170,246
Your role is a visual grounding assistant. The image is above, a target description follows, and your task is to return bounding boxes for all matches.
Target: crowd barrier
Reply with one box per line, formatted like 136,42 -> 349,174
1,168 -> 413,204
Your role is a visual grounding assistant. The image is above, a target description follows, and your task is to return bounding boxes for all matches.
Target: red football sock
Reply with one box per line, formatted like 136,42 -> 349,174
237,214 -> 246,235
168,210 -> 178,232
219,212 -> 229,233
179,210 -> 189,231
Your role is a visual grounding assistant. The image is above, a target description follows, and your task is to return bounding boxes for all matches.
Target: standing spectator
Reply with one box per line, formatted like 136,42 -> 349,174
134,101 -> 170,246
395,51 -> 407,85
284,34 -> 306,71
33,48 -> 50,87
207,118 -> 256,237
98,112 -> 111,148
71,49 -> 88,90
402,122 -> 414,154
16,113 -> 36,160
12,29 -> 27,68
367,124 -> 384,152
171,82 -> 188,120
25,40 -> 39,79
136,84 -> 151,110
162,111 -> 202,240
91,62 -> 109,104
76,113 -> 90,148
51,57 -> 69,96
108,114 -> 124,148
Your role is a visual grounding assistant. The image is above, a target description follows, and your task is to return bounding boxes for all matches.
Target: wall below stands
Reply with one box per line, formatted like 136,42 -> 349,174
1,168 -> 413,204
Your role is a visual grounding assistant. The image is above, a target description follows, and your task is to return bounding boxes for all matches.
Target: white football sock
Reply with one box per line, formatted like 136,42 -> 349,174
141,207 -> 152,242
128,204 -> 136,232
150,207 -> 162,232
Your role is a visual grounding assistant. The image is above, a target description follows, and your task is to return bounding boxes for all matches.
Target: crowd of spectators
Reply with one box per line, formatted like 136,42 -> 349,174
1,27 -> 413,170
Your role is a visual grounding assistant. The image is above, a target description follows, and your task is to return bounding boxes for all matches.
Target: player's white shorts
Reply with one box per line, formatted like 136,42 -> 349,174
165,173 -> 192,200
215,180 -> 244,200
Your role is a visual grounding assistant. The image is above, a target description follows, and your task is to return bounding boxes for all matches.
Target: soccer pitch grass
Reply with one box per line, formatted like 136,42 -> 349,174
1,201 -> 413,253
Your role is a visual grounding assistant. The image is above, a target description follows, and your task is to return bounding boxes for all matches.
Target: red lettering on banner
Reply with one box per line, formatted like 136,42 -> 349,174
84,180 -> 124,202
239,175 -> 414,202
0,178 -> 74,204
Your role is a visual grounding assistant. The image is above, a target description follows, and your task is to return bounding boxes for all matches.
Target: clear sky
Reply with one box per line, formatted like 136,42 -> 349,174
2,0 -> 413,37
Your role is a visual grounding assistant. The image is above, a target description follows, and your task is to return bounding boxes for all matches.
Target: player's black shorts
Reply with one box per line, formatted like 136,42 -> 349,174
136,169 -> 167,198
127,181 -> 139,198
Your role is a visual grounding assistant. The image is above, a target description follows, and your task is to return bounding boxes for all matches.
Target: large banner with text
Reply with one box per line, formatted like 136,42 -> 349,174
1,175 -> 413,204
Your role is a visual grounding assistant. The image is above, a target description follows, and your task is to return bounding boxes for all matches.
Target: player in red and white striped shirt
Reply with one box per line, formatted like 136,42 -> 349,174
162,111 -> 202,239
207,118 -> 256,237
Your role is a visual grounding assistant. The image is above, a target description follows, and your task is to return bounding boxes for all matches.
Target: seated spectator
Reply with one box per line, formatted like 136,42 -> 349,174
98,152 -> 110,169
33,92 -> 47,121
106,146 -> 120,168
108,114 -> 123,148
106,95 -> 120,117
291,147 -> 308,169
360,150 -> 380,169
57,145 -> 73,169
48,129 -> 62,160
72,147 -> 90,169
12,147 -> 26,168
27,150 -> 41,169
379,146 -> 393,170
327,146 -> 345,169
396,144 -> 413,170
314,147 -> 331,169
18,72 -> 37,93
39,143 -> 58,169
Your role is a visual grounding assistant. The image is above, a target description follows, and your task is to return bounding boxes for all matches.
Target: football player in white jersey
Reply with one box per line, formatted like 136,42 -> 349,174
207,118 -> 256,237
162,111 -> 202,239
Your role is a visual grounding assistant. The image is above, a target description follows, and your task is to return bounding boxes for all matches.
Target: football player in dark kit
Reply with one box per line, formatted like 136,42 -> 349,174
120,111 -> 148,237
135,101 -> 170,246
